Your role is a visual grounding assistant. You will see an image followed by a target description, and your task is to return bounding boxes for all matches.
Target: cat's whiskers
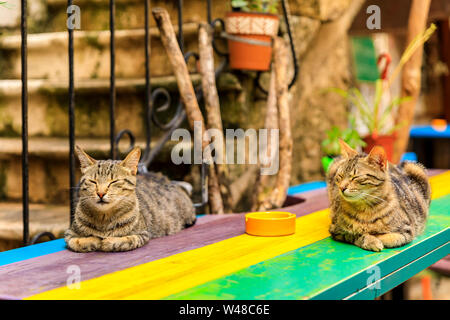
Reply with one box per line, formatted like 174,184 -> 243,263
358,192 -> 386,205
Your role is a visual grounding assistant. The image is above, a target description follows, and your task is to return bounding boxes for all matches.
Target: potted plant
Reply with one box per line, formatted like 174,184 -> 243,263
321,117 -> 366,173
330,24 -> 436,162
226,1 -> 280,71
330,80 -> 410,162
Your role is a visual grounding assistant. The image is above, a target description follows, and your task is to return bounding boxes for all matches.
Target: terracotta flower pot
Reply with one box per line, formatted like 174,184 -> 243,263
225,11 -> 279,71
363,133 -> 396,162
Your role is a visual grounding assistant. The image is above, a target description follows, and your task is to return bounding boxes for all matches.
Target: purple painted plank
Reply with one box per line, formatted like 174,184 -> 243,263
0,191 -> 330,299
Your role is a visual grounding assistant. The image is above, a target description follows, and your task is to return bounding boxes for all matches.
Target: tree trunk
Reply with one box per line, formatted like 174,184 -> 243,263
393,0 -> 432,163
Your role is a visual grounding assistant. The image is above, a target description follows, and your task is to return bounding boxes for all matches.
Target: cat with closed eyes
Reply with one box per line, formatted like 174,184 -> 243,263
327,140 -> 431,252
65,145 -> 196,252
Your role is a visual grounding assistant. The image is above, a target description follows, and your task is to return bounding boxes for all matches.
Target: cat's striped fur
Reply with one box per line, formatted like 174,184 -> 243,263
327,140 -> 431,252
65,146 -> 196,252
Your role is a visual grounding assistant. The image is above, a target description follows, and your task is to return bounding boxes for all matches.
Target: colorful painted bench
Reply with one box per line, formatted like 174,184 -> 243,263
0,170 -> 448,300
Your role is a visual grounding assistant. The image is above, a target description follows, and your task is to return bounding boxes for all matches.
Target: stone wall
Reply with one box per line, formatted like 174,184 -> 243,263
282,0 -> 362,183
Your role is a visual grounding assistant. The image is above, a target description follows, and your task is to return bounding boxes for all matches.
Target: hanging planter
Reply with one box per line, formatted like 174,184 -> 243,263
224,11 -> 279,71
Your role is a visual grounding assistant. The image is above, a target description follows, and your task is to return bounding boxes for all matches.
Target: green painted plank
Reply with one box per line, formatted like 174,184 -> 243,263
166,195 -> 450,300
312,229 -> 449,300
345,242 -> 449,300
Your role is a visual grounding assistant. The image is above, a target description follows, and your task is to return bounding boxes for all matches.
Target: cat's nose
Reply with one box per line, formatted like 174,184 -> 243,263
340,186 -> 347,192
97,192 -> 105,200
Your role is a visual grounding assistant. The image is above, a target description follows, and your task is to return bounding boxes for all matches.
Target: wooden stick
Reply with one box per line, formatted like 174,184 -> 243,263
152,8 -> 224,214
258,37 -> 293,210
393,0 -> 431,163
198,23 -> 233,211
252,68 -> 278,211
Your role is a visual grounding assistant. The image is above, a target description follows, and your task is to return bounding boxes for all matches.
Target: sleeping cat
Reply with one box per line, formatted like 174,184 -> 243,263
327,140 -> 431,252
65,145 -> 196,252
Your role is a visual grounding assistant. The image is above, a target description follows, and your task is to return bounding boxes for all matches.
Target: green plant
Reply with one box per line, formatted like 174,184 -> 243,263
322,117 -> 366,157
231,0 -> 278,14
329,80 -> 411,136
329,23 -> 436,136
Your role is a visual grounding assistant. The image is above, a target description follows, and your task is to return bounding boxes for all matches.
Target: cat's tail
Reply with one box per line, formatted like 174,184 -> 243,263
400,161 -> 431,206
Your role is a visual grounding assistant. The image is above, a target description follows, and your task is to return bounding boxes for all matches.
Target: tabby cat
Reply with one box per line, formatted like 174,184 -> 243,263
65,146 -> 196,252
327,140 -> 431,252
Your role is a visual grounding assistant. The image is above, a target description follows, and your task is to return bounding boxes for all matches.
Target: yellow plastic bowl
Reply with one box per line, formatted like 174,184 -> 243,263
245,211 -> 296,236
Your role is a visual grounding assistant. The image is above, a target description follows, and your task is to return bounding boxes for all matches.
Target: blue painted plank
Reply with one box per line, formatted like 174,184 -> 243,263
287,181 -> 327,195
0,239 -> 66,267
400,152 -> 418,162
409,125 -> 450,139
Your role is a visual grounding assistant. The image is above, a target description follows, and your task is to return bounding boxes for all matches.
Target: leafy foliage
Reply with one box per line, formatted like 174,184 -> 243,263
328,24 -> 436,137
0,1 -> 13,9
231,0 -> 279,14
321,117 -> 366,157
329,81 -> 411,136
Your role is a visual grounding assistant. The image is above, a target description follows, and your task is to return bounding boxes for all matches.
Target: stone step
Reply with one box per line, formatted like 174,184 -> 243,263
0,73 -> 241,138
0,202 -> 69,252
0,25 -> 218,80
10,0 -> 229,34
0,137 -> 192,204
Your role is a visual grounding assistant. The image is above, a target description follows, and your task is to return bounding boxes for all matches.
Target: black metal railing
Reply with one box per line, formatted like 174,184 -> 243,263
21,0 -> 29,245
19,0 -> 298,246
68,0 -> 76,224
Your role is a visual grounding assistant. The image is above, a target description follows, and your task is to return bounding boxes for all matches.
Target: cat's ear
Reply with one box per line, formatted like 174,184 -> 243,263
120,147 -> 141,175
75,145 -> 97,173
367,146 -> 387,170
339,139 -> 358,158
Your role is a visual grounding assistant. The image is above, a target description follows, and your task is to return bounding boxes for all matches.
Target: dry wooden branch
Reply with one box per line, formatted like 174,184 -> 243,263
252,68 -> 278,211
257,37 -> 293,210
198,23 -> 233,211
230,165 -> 260,209
152,7 -> 224,214
393,0 -> 432,163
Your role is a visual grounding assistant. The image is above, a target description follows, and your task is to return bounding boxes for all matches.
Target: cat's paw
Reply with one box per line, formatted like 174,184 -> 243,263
376,233 -> 408,248
355,234 -> 384,252
66,237 -> 101,252
101,236 -> 140,252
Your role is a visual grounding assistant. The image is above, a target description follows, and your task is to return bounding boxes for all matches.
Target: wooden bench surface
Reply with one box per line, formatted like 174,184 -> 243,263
0,170 -> 448,300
